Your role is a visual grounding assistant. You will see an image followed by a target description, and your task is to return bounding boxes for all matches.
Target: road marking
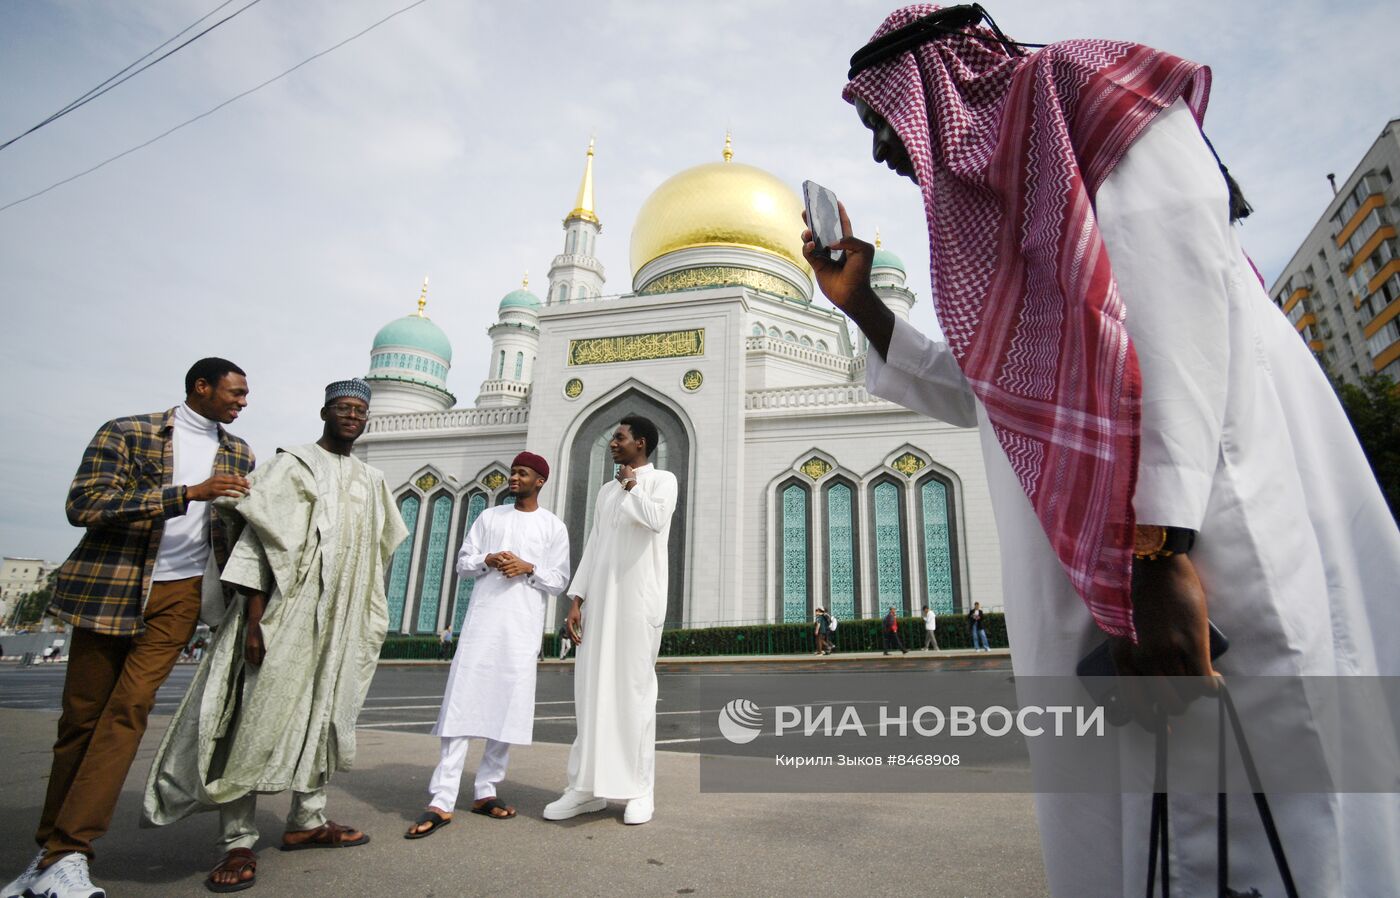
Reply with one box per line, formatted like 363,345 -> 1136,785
357,721 -> 437,729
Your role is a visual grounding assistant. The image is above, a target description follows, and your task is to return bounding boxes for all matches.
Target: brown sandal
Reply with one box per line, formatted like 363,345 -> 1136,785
279,820 -> 370,851
206,848 -> 256,893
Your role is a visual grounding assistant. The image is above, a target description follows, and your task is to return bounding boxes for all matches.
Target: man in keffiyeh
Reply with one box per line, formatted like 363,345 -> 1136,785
806,5 -> 1400,895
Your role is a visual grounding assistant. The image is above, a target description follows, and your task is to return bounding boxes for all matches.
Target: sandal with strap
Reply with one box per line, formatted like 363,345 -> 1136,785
470,797 -> 517,819
279,820 -> 370,851
404,808 -> 453,839
206,848 -> 256,893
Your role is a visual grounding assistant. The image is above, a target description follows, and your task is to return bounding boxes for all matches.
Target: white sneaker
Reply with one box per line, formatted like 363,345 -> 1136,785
623,793 -> 654,825
1,851 -> 43,898
23,853 -> 104,898
542,789 -> 607,821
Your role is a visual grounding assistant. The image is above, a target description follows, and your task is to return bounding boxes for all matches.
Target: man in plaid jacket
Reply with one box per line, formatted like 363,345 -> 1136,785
4,358 -> 254,898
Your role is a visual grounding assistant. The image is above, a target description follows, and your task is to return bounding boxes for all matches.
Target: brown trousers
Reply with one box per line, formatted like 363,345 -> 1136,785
36,576 -> 202,864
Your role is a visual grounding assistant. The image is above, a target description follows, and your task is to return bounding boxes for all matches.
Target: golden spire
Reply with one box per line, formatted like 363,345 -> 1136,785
565,138 -> 600,226
521,271 -> 529,289
722,130 -> 733,163
875,227 -> 882,249
416,276 -> 429,317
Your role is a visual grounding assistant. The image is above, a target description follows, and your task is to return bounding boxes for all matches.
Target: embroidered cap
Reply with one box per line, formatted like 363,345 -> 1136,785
324,378 -> 371,406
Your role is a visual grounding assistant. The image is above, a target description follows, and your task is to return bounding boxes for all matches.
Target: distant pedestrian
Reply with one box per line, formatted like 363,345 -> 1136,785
557,623 -> 574,660
882,606 -> 907,655
815,607 -> 836,655
922,605 -> 940,651
438,627 -> 454,661
968,602 -> 991,652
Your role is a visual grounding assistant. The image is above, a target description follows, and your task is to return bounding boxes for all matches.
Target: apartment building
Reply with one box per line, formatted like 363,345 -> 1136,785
1270,118 -> 1400,385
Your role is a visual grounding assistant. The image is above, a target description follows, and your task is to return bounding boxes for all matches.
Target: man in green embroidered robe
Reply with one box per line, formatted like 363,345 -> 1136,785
142,379 -> 407,892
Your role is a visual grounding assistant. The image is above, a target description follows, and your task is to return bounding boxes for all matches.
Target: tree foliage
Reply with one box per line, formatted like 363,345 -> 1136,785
1333,373 -> 1400,520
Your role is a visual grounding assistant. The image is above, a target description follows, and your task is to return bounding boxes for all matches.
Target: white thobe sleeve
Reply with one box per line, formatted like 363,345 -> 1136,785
621,471 -> 678,533
526,520 -> 572,596
1095,98 -> 1232,531
456,512 -> 491,578
864,318 -> 979,428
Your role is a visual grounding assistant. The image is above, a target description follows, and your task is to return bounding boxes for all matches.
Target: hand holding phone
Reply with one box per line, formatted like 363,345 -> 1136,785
803,180 -> 844,263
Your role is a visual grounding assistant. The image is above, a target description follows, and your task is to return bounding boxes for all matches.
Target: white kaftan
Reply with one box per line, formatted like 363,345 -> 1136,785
434,505 -> 570,744
564,463 -> 677,800
866,99 -> 1400,896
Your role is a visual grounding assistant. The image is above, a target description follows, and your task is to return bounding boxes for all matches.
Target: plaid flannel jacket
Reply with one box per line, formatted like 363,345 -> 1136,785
48,407 -> 255,636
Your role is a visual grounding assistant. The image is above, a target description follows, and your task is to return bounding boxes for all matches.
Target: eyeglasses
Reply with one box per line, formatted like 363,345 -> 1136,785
328,403 -> 370,419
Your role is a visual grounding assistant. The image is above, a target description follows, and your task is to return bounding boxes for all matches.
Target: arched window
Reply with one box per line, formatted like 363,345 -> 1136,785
556,283 -> 569,304
575,284 -> 588,300
497,351 -> 505,378
823,479 -> 858,619
778,479 -> 811,623
415,492 -> 454,632
784,331 -> 798,343
817,340 -> 830,352
513,352 -> 524,380
567,230 -> 577,254
919,473 -> 959,613
751,323 -> 764,337
450,491 -> 489,630
800,335 -> 813,347
768,326 -> 781,339
385,493 -> 421,631
870,478 -> 907,615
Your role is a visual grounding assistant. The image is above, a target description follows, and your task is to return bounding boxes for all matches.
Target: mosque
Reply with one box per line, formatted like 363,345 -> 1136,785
354,138 -> 1002,636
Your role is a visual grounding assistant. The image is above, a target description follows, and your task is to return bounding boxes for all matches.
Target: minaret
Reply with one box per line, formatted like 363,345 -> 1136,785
546,139 -> 606,304
475,274 -> 541,408
366,277 -> 456,413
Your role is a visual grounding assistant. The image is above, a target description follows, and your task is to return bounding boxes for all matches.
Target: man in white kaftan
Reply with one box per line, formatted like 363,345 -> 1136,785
823,44 -> 1400,897
405,452 -> 569,836
544,416 -> 677,826
143,379 -> 407,892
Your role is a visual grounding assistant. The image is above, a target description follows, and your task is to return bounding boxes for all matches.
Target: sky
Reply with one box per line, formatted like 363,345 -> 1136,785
1,0 -> 1395,562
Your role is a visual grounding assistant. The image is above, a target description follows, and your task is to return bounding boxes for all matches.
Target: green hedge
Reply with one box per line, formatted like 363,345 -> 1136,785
379,613 -> 1006,660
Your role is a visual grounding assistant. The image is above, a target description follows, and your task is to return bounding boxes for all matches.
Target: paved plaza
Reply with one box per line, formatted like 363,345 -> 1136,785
0,655 -> 1047,897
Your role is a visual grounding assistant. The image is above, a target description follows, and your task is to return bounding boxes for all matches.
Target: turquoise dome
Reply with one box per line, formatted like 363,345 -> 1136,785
498,288 -> 541,311
872,246 -> 905,272
372,314 -> 452,363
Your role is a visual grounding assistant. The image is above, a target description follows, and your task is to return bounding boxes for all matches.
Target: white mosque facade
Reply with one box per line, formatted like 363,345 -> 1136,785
355,140 -> 1003,635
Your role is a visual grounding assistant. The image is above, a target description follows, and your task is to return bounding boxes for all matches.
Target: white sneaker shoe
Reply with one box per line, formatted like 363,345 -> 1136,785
542,789 -> 607,821
623,793 -> 654,825
23,853 -> 104,898
1,851 -> 43,898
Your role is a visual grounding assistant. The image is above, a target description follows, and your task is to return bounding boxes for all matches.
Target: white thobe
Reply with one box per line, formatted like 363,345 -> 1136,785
434,505 -> 570,744
867,98 -> 1400,896
565,463 -> 678,800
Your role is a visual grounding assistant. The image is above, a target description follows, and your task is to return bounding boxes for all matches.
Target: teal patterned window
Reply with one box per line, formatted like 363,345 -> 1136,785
514,352 -> 524,380
497,351 -> 505,378
872,480 -> 905,613
780,482 -> 809,623
415,494 -> 454,633
385,494 -> 420,631
451,493 -> 489,630
825,481 -> 857,619
920,477 -> 956,613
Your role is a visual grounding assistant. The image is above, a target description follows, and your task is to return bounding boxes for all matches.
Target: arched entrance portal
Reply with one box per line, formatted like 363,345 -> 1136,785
565,390 -> 690,626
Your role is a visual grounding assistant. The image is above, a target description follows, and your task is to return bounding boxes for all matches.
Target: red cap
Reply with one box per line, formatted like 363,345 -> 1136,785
512,451 -> 549,480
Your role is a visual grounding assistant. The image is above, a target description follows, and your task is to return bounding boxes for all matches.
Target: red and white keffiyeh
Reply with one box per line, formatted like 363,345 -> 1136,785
845,5 -> 1211,638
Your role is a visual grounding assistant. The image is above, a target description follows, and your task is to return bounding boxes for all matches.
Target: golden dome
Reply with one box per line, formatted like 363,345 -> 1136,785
629,143 -> 809,278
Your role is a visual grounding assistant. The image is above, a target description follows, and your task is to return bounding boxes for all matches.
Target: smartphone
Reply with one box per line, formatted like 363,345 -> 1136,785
802,180 -> 844,263
1076,621 -> 1229,722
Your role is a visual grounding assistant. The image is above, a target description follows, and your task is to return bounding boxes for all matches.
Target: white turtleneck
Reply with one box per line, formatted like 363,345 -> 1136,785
152,402 -> 221,581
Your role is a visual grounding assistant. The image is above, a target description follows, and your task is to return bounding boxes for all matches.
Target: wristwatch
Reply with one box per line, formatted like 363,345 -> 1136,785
1132,525 -> 1196,560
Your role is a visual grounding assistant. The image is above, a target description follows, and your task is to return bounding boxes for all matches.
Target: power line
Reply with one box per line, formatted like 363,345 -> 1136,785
0,0 -> 267,152
0,0 -> 433,213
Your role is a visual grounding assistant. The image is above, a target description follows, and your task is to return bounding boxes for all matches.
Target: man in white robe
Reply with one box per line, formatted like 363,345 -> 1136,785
142,379 -> 407,893
544,415 -> 677,826
819,7 -> 1400,895
405,451 -> 569,836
